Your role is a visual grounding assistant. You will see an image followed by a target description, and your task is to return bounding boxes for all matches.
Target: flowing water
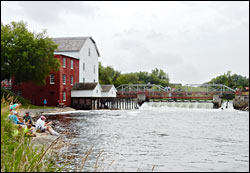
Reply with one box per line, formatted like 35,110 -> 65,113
47,102 -> 249,172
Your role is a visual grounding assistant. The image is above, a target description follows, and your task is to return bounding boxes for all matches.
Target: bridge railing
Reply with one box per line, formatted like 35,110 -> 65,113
116,84 -> 236,101
117,84 -> 235,94
116,84 -> 168,93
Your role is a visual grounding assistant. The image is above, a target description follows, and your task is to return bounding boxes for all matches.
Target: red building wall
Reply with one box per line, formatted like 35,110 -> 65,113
11,54 -> 79,107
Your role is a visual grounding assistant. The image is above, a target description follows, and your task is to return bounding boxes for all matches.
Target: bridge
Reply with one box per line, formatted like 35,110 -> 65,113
116,84 -> 236,101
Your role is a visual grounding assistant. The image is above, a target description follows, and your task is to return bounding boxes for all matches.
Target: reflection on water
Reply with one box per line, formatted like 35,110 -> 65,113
47,103 -> 249,172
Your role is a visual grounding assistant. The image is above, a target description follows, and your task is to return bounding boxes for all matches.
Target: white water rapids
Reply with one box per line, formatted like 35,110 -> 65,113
48,101 -> 249,172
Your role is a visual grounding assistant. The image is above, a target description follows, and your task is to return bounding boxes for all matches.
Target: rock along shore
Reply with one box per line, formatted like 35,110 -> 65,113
19,107 -> 76,150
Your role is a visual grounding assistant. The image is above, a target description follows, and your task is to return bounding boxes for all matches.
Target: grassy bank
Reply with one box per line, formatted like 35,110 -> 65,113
1,94 -> 103,172
1,96 -> 63,172
1,88 -> 30,106
1,88 -> 125,172
1,88 -> 55,109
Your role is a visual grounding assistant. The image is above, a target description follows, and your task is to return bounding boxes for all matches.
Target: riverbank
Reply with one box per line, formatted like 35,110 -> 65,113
19,106 -> 76,118
18,107 -> 76,150
1,101 -> 68,172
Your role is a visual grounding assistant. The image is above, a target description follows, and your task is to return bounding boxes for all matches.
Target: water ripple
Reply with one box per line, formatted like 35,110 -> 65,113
48,106 -> 249,172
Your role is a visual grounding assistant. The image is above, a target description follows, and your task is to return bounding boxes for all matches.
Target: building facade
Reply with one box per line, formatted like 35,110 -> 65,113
101,85 -> 117,97
71,82 -> 103,110
11,54 -> 79,106
10,36 -> 117,108
52,37 -> 100,83
71,83 -> 102,98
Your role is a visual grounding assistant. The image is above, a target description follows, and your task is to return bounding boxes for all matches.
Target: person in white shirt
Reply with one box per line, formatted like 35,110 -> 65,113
36,115 -> 59,136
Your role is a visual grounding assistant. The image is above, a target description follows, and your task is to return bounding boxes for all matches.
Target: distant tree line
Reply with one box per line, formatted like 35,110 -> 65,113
100,63 -> 249,90
99,62 -> 170,87
205,71 -> 249,89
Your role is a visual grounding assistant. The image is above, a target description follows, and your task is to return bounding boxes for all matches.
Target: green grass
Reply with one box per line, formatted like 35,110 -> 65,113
1,88 -> 56,109
1,88 -> 151,172
22,105 -> 56,109
180,86 -> 207,92
0,94 -> 110,172
1,96 -> 64,172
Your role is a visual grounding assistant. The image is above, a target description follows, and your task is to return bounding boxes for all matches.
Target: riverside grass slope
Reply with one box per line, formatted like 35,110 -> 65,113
1,88 -> 55,109
0,94 -> 114,172
1,96 -> 65,172
1,88 -> 148,172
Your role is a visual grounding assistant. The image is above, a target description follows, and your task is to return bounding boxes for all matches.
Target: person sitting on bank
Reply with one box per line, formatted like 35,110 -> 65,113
13,125 -> 24,136
23,112 -> 35,127
17,112 -> 25,124
13,124 -> 36,137
9,102 -> 13,111
24,124 -> 37,137
8,111 -> 25,125
36,115 -> 59,136
10,103 -> 22,111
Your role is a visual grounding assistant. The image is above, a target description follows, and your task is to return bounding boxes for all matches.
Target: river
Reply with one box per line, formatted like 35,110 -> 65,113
47,102 -> 249,172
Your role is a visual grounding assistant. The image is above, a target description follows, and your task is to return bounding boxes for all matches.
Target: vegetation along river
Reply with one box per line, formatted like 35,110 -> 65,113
47,102 -> 249,172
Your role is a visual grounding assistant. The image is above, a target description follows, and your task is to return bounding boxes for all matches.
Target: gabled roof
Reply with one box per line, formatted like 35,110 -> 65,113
52,36 -> 100,57
71,82 -> 99,90
101,85 -> 115,92
54,53 -> 79,59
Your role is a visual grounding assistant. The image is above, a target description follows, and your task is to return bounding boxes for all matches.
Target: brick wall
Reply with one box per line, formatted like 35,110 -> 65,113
11,54 -> 79,106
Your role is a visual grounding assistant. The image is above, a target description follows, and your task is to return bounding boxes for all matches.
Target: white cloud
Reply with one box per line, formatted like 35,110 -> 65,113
1,1 -> 249,84
2,1 -> 98,25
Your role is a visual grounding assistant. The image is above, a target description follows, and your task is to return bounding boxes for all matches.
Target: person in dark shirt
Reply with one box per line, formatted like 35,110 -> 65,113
23,112 -> 35,127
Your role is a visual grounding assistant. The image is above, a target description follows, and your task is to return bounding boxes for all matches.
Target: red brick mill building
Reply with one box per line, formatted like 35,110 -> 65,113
12,54 -> 79,106
10,36 -> 100,107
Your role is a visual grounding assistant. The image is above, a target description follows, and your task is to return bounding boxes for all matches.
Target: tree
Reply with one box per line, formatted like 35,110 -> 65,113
99,62 -> 121,85
149,68 -> 169,86
137,71 -> 150,84
206,71 -> 249,89
115,73 -> 139,86
1,21 -> 60,85
98,63 -> 170,87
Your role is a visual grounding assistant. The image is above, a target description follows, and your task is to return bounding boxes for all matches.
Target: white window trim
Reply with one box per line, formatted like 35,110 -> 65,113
63,74 -> 66,85
71,60 -> 73,69
70,76 -> 73,86
50,74 -> 55,84
83,62 -> 85,71
63,58 -> 66,68
94,64 -> 96,74
63,91 -> 66,101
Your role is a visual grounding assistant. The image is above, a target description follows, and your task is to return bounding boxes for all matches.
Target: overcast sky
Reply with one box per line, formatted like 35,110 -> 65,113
1,1 -> 249,84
